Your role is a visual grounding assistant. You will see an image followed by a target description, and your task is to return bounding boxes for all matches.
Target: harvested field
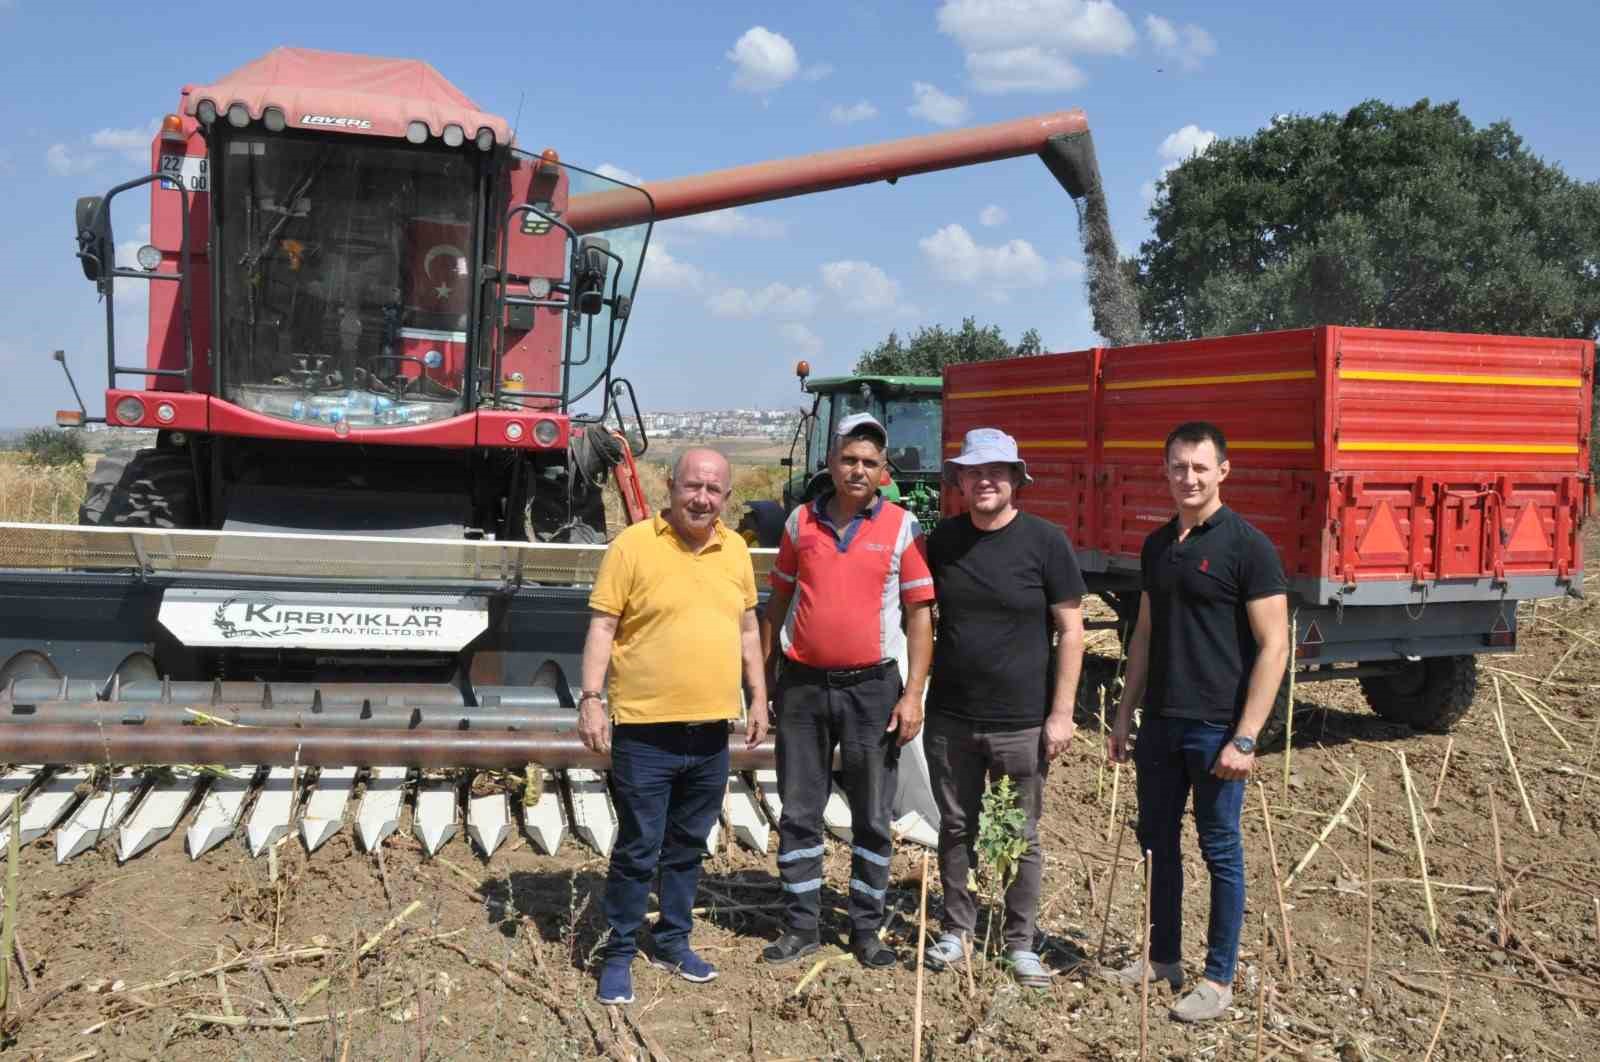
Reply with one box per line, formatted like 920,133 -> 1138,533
0,475 -> 1593,1059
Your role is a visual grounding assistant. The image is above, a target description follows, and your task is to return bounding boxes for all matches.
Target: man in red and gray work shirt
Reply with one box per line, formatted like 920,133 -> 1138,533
759,412 -> 935,969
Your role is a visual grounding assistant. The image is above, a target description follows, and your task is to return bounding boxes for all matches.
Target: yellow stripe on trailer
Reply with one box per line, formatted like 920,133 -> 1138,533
945,383 -> 1090,400
1104,369 -> 1315,391
1102,439 -> 1314,450
1338,440 -> 1580,454
1339,369 -> 1582,388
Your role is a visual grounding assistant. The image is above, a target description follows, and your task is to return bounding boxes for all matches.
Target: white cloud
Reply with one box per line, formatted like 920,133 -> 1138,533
642,242 -> 706,293
920,223 -> 1064,295
778,322 -> 824,358
1145,15 -> 1217,71
937,0 -> 1136,94
821,260 -> 903,313
1157,123 -> 1218,164
829,100 -> 878,124
728,26 -> 800,93
46,143 -> 97,177
908,82 -> 970,127
595,162 -> 643,186
90,121 -> 158,164
706,282 -> 817,319
978,204 -> 1008,227
802,62 -> 834,82
667,209 -> 786,239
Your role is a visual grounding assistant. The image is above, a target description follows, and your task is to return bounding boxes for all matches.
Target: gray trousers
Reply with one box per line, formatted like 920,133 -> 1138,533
924,711 -> 1047,953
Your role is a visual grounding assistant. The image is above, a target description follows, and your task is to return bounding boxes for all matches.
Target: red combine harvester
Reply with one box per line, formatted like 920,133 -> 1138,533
0,48 -> 1108,863
944,326 -> 1593,738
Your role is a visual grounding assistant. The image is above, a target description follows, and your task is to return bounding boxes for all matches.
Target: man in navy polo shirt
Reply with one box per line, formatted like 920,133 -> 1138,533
759,412 -> 935,969
1107,421 -> 1289,1023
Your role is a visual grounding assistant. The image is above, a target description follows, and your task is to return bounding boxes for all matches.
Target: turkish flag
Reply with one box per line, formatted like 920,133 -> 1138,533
407,217 -> 471,318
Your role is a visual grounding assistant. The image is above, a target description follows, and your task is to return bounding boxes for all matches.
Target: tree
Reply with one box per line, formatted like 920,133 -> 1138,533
1136,100 -> 1600,343
853,317 -> 1043,375
20,428 -> 86,467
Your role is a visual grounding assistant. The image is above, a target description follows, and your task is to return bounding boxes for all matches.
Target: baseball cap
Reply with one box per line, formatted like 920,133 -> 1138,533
835,412 -> 888,446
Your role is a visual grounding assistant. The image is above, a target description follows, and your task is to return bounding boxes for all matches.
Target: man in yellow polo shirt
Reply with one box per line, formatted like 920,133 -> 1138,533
578,447 -> 768,1006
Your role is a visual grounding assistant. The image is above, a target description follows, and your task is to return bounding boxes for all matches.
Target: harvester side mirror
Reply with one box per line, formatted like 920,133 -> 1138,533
613,293 -> 631,321
75,196 -> 111,284
573,236 -> 611,316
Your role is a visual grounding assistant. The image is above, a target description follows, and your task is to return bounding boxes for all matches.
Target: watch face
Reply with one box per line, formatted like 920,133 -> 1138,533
1233,737 -> 1255,753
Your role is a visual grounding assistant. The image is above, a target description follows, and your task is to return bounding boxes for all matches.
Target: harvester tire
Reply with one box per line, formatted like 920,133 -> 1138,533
1358,655 -> 1477,733
78,448 -> 197,528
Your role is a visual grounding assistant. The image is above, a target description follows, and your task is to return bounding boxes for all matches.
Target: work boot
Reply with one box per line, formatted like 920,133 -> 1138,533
1103,956 -> 1183,991
851,934 -> 898,969
596,960 -> 634,1005
651,946 -> 718,983
1007,950 -> 1052,989
1170,981 -> 1233,1022
761,932 -> 819,965
922,932 -> 966,971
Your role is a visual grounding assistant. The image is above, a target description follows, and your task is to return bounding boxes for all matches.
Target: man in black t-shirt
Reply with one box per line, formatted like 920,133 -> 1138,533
922,428 -> 1086,989
1106,421 -> 1289,1023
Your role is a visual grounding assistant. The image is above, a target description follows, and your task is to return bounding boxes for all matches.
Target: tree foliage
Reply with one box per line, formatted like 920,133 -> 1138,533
20,428 -> 86,467
1135,100 -> 1600,344
853,317 -> 1042,375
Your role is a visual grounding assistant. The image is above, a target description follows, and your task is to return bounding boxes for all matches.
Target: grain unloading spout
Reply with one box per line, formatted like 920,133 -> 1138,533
566,110 -> 1097,233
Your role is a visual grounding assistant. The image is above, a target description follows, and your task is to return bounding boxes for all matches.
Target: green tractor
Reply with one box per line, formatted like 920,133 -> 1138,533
740,361 -> 943,547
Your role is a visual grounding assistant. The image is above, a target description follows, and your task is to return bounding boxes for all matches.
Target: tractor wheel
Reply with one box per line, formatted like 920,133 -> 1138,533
1358,655 -> 1478,733
78,448 -> 197,528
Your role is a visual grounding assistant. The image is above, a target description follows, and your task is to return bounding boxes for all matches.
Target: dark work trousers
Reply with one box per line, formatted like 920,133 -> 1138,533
923,711 -> 1047,953
773,664 -> 902,940
602,722 -> 730,964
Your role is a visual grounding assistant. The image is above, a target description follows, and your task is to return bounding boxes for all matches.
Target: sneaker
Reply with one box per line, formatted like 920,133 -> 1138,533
651,947 -> 718,983
1103,956 -> 1183,991
851,935 -> 898,969
761,932 -> 820,965
1007,950 -> 1052,989
1170,981 -> 1233,1022
922,932 -> 966,971
596,961 -> 634,1005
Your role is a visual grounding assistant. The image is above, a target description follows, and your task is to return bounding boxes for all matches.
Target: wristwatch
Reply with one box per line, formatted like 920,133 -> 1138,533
1231,735 -> 1256,755
578,690 -> 605,706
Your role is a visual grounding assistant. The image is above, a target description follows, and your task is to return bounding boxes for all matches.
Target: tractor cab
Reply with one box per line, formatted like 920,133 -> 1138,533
783,363 -> 943,526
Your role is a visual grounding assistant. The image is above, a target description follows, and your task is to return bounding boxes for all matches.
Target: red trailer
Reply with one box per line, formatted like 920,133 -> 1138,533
943,326 -> 1593,733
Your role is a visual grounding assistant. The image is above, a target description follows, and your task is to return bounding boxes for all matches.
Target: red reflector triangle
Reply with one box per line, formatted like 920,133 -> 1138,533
1355,500 -> 1407,558
1301,619 -> 1324,646
1505,504 -> 1551,553
1490,609 -> 1511,634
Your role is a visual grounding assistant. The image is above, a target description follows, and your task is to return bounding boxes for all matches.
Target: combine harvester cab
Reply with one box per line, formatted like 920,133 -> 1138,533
943,326 -> 1593,740
6,47 -> 1119,865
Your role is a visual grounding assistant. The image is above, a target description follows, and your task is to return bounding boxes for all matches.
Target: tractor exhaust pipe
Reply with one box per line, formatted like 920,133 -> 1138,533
0,722 -> 775,771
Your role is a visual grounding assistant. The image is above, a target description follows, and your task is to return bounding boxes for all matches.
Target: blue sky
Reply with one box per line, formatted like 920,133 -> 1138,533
1,0 -> 1597,426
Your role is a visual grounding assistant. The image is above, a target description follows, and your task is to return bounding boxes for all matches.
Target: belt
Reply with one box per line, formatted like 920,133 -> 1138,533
783,658 -> 896,688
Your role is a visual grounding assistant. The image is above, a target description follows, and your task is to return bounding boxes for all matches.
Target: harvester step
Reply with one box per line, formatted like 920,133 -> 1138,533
247,767 -> 298,857
119,767 -> 203,862
357,766 -> 409,852
301,766 -> 356,853
57,769 -> 140,863
413,776 -> 459,857
186,767 -> 258,859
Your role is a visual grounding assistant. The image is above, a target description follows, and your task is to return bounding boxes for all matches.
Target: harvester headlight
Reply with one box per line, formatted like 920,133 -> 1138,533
114,396 -> 146,425
155,402 -> 177,423
475,127 -> 494,151
135,244 -> 161,271
527,278 -> 551,299
333,419 -> 351,437
196,100 -> 217,125
226,103 -> 250,128
504,420 -> 526,442
263,107 -> 286,133
406,120 -> 429,145
422,349 -> 444,369
443,123 -> 465,148
532,418 -> 560,446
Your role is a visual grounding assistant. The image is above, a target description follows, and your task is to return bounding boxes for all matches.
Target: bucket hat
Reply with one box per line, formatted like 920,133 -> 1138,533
944,427 -> 1032,485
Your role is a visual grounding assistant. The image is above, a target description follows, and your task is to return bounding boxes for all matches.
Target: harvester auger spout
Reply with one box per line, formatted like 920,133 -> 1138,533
17,45 -> 1120,871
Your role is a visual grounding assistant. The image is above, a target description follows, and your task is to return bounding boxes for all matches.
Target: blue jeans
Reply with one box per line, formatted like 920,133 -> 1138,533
1133,714 -> 1246,984
602,722 -> 730,964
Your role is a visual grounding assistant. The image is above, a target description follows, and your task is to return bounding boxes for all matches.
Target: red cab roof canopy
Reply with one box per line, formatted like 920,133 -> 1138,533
183,47 -> 512,147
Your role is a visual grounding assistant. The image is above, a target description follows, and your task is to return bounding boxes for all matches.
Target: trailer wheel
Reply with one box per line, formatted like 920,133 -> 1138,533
1073,653 -> 1121,726
78,448 -> 197,528
1358,656 -> 1478,733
